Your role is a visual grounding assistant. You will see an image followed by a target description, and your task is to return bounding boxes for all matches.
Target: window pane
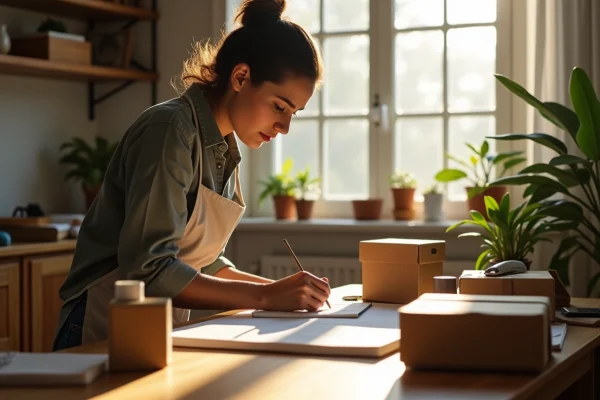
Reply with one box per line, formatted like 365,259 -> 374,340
324,119 -> 369,198
324,35 -> 369,116
277,120 -> 320,177
447,0 -> 497,24
395,0 -> 443,29
395,117 -> 443,196
447,27 -> 496,112
284,0 -> 320,33
448,115 -> 496,201
324,0 -> 369,32
395,31 -> 443,114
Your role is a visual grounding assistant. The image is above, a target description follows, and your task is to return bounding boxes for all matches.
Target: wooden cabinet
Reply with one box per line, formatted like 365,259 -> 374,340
0,259 -> 20,351
22,253 -> 73,352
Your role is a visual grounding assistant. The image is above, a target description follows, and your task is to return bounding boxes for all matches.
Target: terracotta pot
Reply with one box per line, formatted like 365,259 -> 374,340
272,195 -> 296,220
466,186 -> 507,219
391,188 -> 415,210
352,199 -> 383,220
83,183 -> 102,210
295,199 -> 315,220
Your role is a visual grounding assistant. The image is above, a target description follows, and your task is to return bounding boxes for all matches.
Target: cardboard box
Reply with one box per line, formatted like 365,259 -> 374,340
459,270 -> 555,318
11,32 -> 91,65
399,294 -> 550,372
359,238 -> 445,304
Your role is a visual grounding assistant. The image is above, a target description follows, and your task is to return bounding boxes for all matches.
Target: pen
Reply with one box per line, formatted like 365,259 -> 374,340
283,238 -> 331,309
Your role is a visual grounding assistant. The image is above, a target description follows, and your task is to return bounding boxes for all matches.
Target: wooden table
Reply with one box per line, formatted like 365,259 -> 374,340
2,285 -> 599,400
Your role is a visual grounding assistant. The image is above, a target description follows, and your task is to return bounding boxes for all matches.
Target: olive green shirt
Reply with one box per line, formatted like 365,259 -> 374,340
57,84 -> 242,331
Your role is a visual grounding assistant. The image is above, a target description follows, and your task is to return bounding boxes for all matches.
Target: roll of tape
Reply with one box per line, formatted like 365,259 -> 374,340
114,280 -> 145,301
433,276 -> 457,294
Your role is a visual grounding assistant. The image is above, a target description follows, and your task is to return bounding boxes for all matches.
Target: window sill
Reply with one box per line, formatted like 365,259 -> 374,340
237,217 -> 474,234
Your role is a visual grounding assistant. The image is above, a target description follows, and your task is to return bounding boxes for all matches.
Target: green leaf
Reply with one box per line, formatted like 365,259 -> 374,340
528,185 -> 559,203
569,67 -> 600,160
466,143 -> 480,156
490,175 -> 569,193
518,163 -> 580,187
544,102 -> 580,141
480,141 -> 489,158
539,201 -> 584,222
487,150 -> 523,165
467,186 -> 486,199
475,249 -> 493,270
435,169 -> 468,182
470,155 -> 478,166
549,154 -> 593,168
281,158 -> 294,175
501,157 -> 527,176
447,153 -> 471,169
495,74 -> 573,134
488,133 -> 568,155
587,271 -> 600,297
484,195 -> 500,212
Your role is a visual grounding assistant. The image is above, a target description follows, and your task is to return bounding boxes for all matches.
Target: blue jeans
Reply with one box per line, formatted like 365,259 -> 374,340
53,291 -> 87,351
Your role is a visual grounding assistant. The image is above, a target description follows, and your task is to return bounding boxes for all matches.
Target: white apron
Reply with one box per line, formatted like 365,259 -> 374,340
81,93 -> 246,344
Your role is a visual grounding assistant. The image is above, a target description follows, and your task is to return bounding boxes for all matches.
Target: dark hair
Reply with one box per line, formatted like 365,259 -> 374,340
179,0 -> 323,100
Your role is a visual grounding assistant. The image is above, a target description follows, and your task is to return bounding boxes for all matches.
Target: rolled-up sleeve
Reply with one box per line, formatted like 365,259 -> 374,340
201,250 -> 236,276
118,122 -> 199,298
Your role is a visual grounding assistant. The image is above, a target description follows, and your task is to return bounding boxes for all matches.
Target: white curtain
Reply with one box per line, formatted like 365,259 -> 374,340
529,0 -> 600,296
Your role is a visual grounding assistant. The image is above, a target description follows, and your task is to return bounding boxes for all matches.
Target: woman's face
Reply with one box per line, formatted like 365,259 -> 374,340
227,66 -> 316,149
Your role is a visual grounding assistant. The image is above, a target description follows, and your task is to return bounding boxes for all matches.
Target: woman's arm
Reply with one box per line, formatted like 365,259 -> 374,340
214,267 -> 275,284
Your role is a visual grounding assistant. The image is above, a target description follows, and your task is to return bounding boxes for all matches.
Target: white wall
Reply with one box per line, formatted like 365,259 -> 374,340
0,7 -> 95,215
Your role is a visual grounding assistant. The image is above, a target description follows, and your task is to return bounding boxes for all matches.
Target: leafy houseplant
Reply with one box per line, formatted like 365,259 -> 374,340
59,136 -> 118,210
486,66 -> 600,293
389,169 -> 417,220
294,166 -> 321,220
434,140 -> 526,217
258,158 -> 297,220
447,193 -> 576,270
422,183 -> 444,222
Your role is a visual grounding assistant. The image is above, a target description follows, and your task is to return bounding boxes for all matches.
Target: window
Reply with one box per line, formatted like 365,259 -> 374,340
225,0 -> 510,219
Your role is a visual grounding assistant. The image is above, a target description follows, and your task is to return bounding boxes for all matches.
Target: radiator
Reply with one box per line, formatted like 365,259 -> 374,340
259,255 -> 362,288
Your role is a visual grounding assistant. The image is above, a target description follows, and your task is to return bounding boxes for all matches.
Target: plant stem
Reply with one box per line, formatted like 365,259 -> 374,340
576,227 -> 596,247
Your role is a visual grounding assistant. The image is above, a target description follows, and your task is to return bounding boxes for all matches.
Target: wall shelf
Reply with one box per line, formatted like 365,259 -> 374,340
0,0 -> 158,120
0,54 -> 157,82
0,0 -> 159,22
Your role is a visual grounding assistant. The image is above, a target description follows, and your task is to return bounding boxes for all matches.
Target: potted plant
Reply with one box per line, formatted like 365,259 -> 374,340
351,198 -> 383,220
258,158 -> 297,220
447,193 -> 576,270
434,140 -> 526,218
294,166 -> 321,220
486,66 -> 600,292
389,169 -> 417,220
59,136 -> 118,210
422,183 -> 444,222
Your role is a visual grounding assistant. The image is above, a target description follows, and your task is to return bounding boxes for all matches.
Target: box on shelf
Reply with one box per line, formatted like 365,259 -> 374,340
10,31 -> 91,65
399,293 -> 551,372
359,238 -> 445,304
459,270 -> 556,318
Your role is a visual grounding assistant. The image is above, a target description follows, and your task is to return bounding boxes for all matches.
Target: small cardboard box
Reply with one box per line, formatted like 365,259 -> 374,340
399,294 -> 550,372
359,238 -> 445,304
459,270 -> 555,318
11,32 -> 92,65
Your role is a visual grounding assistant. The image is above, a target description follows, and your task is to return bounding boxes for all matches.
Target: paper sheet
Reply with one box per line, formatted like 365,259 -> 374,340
252,302 -> 372,318
551,323 -> 567,351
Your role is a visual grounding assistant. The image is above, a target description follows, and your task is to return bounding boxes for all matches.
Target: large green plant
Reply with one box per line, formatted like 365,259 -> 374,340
434,140 -> 526,198
487,67 -> 600,293
447,193 -> 575,270
258,158 -> 297,205
59,136 -> 118,190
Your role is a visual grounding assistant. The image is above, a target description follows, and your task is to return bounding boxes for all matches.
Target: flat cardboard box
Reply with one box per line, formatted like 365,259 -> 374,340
459,270 -> 555,319
359,238 -> 445,304
11,33 -> 91,65
399,294 -> 550,372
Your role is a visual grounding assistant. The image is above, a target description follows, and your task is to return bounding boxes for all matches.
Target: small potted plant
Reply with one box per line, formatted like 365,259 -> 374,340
294,166 -> 321,220
258,158 -> 297,220
59,136 -> 119,210
389,169 -> 417,220
434,140 -> 525,218
446,193 -> 575,270
422,183 -> 444,222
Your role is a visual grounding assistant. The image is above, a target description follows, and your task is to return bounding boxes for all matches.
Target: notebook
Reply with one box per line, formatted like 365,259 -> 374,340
0,352 -> 108,386
252,302 -> 372,318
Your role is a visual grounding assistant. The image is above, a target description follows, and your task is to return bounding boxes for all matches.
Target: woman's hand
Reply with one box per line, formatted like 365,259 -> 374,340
261,271 -> 331,311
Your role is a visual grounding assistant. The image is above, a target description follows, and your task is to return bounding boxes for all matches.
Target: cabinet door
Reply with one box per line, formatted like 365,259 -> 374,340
0,259 -> 20,351
24,253 -> 73,352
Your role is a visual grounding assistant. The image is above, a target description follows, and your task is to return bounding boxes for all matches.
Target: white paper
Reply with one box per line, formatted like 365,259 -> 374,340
551,323 -> 567,351
252,302 -> 372,318
173,303 -> 400,357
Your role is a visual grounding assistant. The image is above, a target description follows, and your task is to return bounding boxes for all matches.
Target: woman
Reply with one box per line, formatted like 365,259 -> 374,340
53,0 -> 330,351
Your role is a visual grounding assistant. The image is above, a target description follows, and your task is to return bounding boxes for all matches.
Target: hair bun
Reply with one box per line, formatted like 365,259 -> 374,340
235,0 -> 286,27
